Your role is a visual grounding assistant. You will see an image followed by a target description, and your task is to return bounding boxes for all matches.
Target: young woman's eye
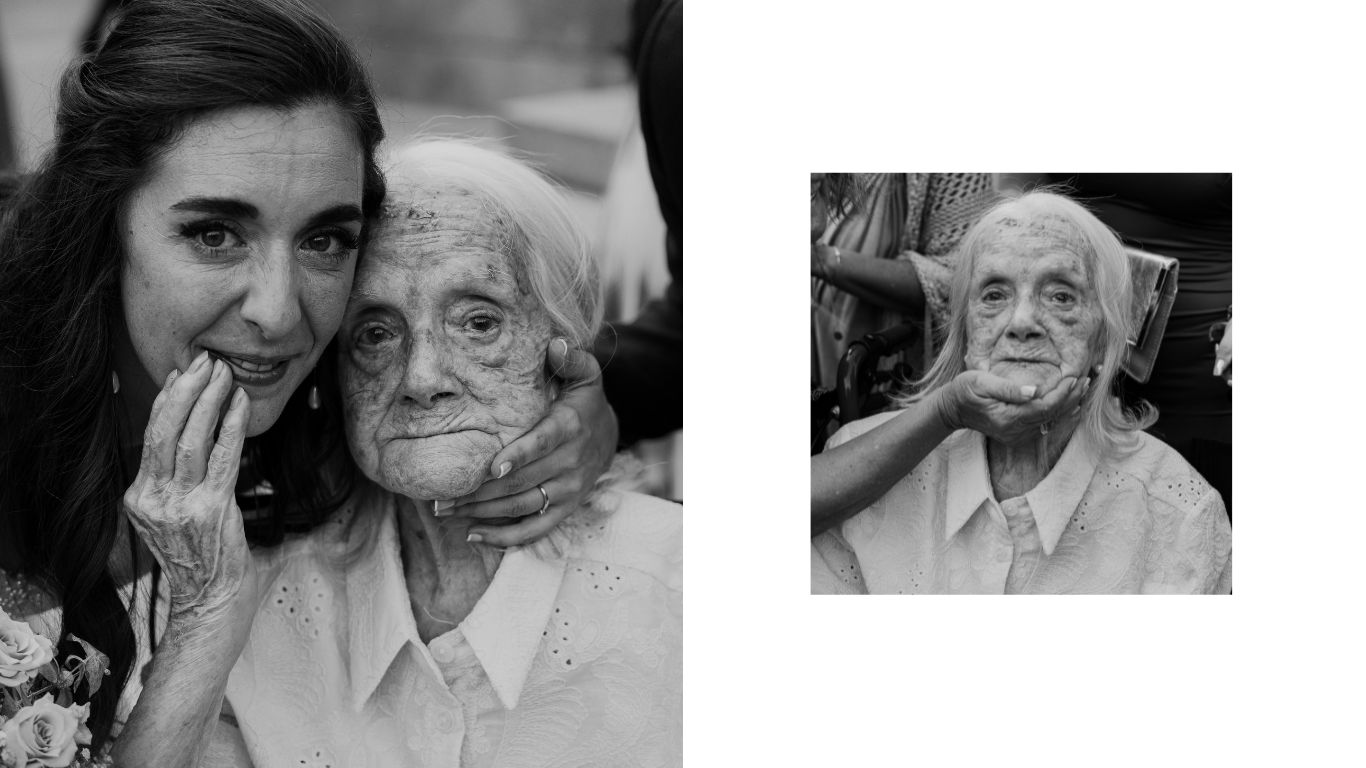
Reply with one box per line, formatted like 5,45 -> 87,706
180,221 -> 244,252
301,229 -> 360,259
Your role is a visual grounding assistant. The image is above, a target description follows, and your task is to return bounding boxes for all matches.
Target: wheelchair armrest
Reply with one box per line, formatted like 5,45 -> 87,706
835,321 -> 922,423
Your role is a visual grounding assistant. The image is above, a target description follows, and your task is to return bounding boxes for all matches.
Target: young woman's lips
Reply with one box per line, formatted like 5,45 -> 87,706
206,350 -> 293,387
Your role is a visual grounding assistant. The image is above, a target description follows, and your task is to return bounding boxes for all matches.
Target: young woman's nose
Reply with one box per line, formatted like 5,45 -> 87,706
1005,295 -> 1046,342
399,330 -> 464,409
239,244 -> 303,340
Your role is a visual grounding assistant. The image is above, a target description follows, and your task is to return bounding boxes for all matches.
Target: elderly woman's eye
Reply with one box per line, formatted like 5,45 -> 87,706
464,314 -> 501,337
981,288 -> 1007,303
357,325 -> 394,347
1051,289 -> 1077,305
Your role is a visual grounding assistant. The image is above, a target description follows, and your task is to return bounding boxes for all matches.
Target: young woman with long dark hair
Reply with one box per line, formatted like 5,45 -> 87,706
0,1 -> 614,763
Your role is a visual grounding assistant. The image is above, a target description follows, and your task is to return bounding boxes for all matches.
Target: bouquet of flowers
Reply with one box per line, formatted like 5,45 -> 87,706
0,607 -> 111,768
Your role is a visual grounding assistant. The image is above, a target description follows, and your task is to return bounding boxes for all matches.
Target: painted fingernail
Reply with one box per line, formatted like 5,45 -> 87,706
165,369 -> 180,388
553,338 -> 569,358
495,461 -> 512,479
466,533 -> 484,544
1021,385 -> 1037,398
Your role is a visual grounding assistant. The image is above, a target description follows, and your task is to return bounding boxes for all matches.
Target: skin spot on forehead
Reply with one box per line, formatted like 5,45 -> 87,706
984,212 -> 1087,256
375,188 -> 536,301
371,191 -> 503,260
977,245 -> 1089,282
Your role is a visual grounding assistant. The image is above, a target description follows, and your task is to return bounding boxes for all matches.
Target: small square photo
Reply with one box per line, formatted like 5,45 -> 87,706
810,173 -> 1231,595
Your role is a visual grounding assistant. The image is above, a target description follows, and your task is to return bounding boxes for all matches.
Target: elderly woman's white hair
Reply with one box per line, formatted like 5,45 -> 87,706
379,137 -> 603,351
906,188 -> 1156,454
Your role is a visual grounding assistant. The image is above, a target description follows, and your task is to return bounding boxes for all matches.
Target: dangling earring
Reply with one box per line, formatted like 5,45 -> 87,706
307,381 -> 321,410
111,371 -> 120,394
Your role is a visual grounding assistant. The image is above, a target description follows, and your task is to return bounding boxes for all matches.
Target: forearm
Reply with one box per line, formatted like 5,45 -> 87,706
822,248 -> 926,315
811,390 -> 954,534
110,608 -> 251,768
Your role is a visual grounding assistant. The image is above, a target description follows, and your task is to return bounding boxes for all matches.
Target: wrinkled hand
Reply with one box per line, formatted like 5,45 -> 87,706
1214,316 -> 1232,385
439,339 -> 617,548
934,370 -> 1088,444
122,352 -> 253,622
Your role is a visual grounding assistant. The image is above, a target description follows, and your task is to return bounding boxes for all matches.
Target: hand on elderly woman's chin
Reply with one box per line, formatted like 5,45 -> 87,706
936,368 -> 1087,446
437,341 -> 618,548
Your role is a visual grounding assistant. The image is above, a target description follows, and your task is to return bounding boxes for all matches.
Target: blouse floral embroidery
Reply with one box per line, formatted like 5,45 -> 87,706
812,410 -> 1232,594
225,487 -> 682,767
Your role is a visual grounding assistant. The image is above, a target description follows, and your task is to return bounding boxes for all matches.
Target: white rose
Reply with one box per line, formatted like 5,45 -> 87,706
0,611 -> 55,688
1,695 -> 91,768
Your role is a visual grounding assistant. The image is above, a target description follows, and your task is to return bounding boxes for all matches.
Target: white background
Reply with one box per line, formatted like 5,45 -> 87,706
684,1 -> 1361,765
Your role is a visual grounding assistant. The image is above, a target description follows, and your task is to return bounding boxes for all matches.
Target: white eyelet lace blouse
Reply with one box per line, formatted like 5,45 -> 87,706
225,487 -> 682,767
812,410 -> 1232,594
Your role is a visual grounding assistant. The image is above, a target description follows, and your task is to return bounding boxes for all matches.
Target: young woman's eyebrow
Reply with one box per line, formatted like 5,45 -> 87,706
169,196 -> 258,219
304,204 -> 364,230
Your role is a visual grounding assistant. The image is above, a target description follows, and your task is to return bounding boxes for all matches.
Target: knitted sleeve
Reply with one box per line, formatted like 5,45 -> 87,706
899,174 -> 997,332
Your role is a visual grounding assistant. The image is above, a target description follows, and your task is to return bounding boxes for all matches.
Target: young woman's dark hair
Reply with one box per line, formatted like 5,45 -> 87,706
0,0 -> 383,748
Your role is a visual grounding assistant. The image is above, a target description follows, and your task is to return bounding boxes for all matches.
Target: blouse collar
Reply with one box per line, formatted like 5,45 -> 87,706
344,493 -> 566,712
943,427 -> 1100,556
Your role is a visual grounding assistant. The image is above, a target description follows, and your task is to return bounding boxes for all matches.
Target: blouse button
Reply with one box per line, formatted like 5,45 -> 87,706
431,637 -> 456,664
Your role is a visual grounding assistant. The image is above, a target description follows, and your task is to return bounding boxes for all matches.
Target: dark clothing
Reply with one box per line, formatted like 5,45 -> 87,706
1049,173 -> 1232,513
597,0 -> 682,446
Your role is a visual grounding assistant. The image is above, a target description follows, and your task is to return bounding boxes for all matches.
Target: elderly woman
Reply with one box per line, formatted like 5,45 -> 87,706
812,190 -> 1231,595
213,140 -> 682,766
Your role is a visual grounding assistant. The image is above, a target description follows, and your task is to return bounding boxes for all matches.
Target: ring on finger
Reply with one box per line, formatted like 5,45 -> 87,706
536,484 -> 550,515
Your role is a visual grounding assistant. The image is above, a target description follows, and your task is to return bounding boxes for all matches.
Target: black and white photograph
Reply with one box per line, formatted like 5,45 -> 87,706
810,173 -> 1232,594
0,0 -> 679,765
3,0 -> 1365,765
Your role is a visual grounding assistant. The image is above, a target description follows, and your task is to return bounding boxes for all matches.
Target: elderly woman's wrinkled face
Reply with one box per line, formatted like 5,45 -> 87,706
339,192 -> 555,500
963,216 -> 1102,392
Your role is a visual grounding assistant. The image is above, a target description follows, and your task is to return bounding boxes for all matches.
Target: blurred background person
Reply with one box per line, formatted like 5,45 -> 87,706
595,0 -> 682,455
811,173 -> 997,389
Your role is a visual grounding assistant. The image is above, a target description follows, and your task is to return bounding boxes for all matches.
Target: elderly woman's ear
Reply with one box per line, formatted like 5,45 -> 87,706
450,339 -> 617,547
